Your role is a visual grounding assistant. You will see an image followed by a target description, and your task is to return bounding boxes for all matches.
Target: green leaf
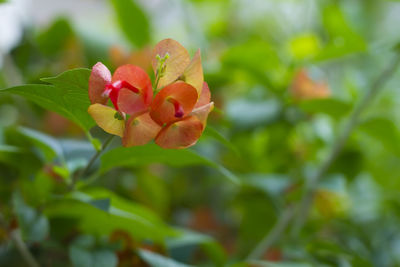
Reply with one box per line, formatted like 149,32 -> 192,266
221,40 -> 283,88
21,173 -> 54,206
234,189 -> 277,253
1,84 -> 69,117
70,246 -> 93,267
0,142 -> 43,178
88,198 -> 111,212
100,144 -> 209,171
246,261 -> 312,267
41,68 -> 93,129
69,235 -> 118,267
71,249 -> 117,267
243,174 -> 291,198
288,33 -> 321,60
36,17 -> 74,56
226,99 -> 281,128
222,40 -> 280,72
138,250 -> 193,267
110,0 -> 150,47
13,192 -> 49,242
203,126 -> 240,156
0,68 -> 94,131
358,117 -> 400,154
136,173 -> 170,216
44,188 -> 176,242
167,229 -> 226,265
100,143 -> 241,185
299,98 -> 351,118
17,126 -> 64,162
316,5 -> 366,61
0,144 -> 21,153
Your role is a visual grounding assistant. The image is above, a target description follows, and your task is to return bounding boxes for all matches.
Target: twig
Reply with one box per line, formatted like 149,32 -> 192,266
1,214 -> 39,267
291,52 -> 400,235
10,229 -> 40,267
81,135 -> 114,178
246,206 -> 295,260
246,51 -> 400,260
69,135 -> 114,190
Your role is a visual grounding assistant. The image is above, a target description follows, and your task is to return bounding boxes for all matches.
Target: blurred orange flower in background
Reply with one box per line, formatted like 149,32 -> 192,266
109,45 -> 152,72
290,69 -> 331,100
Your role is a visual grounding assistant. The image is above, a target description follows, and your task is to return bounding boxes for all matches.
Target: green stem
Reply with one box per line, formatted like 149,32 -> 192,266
154,70 -> 161,92
291,52 -> 400,235
246,206 -> 295,260
246,51 -> 400,260
70,135 -> 114,190
1,197 -> 39,267
10,229 -> 40,267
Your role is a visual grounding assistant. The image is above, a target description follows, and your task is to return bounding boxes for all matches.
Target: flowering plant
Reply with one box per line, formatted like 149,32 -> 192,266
88,39 -> 213,149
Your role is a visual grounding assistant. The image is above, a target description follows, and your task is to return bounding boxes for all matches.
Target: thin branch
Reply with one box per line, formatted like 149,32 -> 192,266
1,199 -> 37,266
291,52 -> 400,235
81,135 -> 114,177
10,229 -> 40,267
69,135 -> 114,190
246,206 -> 295,260
246,51 -> 400,260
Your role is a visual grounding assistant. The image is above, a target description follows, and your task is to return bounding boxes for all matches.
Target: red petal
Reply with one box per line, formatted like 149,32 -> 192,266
88,104 -> 125,137
150,81 -> 198,125
89,62 -> 111,104
112,64 -> 153,106
194,82 -> 211,108
182,49 -> 203,95
122,112 -> 161,147
155,116 -> 203,149
117,88 -> 148,117
152,39 -> 190,89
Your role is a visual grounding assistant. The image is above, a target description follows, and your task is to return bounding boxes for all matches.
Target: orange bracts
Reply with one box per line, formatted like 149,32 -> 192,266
87,39 -> 213,149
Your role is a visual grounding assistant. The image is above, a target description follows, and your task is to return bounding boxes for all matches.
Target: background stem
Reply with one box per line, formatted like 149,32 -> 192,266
292,52 -> 400,235
69,135 -> 114,190
10,229 -> 40,267
246,52 -> 400,260
246,206 -> 295,260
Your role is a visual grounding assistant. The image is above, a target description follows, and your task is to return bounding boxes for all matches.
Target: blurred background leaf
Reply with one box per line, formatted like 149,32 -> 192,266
109,0 -> 150,48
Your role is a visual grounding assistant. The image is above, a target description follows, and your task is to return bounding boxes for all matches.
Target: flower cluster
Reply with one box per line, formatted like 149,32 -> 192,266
87,39 -> 213,149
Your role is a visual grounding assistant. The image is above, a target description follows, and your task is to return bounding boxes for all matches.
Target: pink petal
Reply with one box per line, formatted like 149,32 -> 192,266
89,62 -> 112,104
